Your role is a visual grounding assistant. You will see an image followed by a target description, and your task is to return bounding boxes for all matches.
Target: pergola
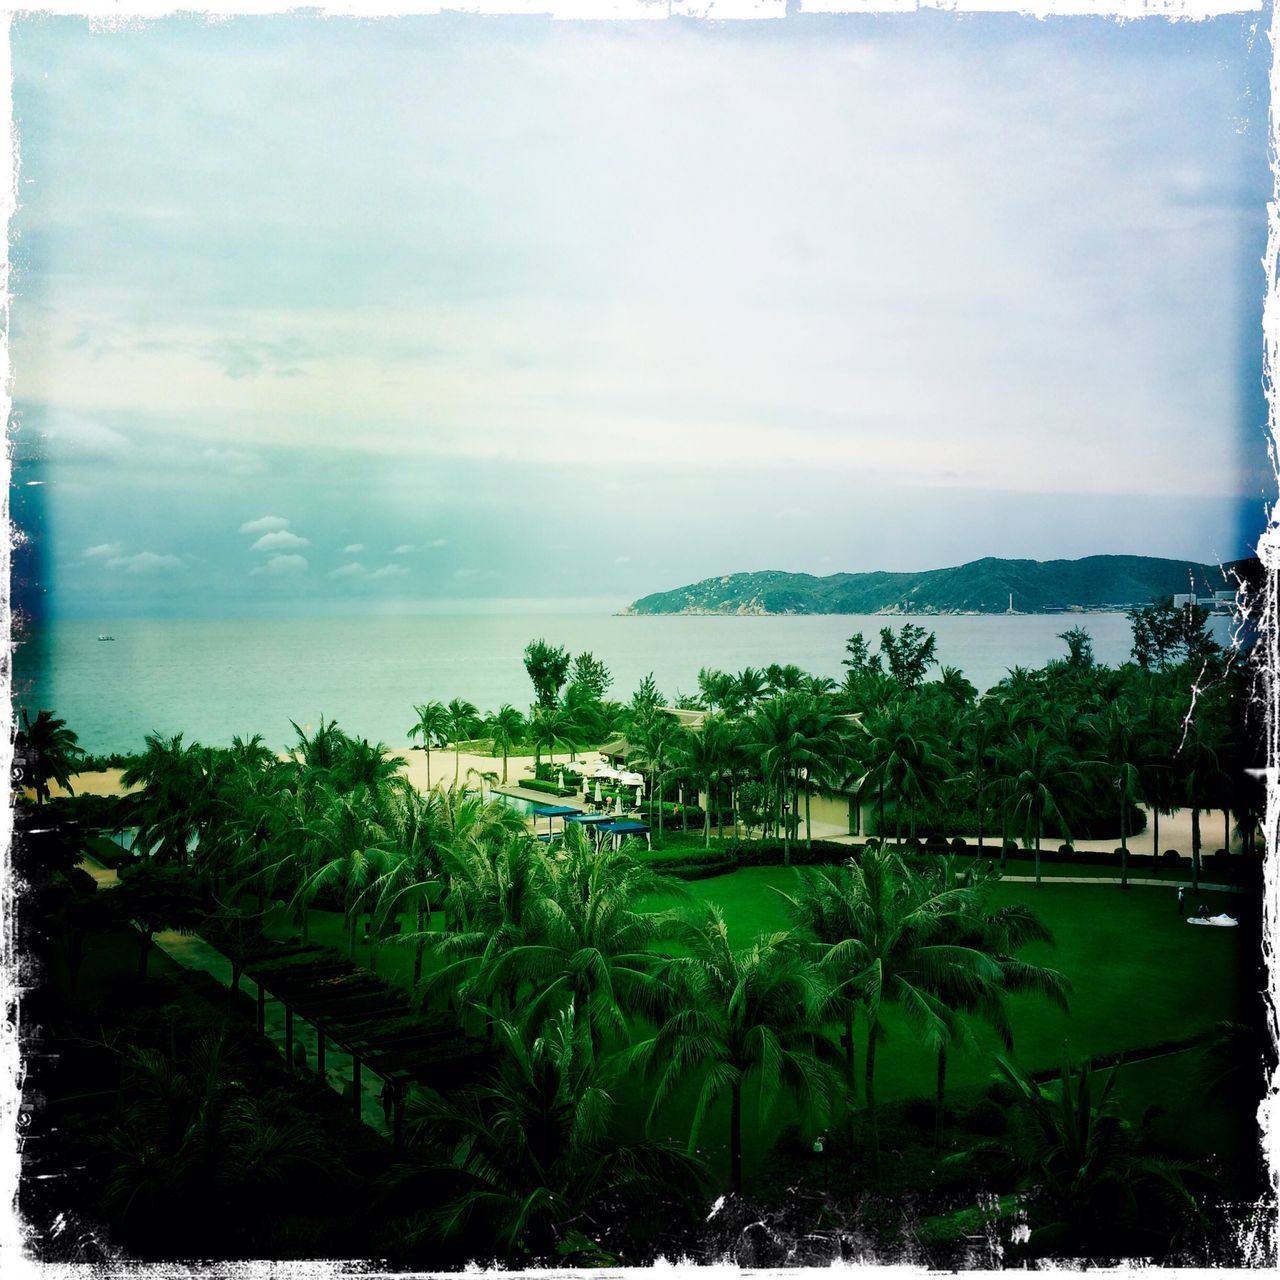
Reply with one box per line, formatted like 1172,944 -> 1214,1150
240,942 -> 492,1147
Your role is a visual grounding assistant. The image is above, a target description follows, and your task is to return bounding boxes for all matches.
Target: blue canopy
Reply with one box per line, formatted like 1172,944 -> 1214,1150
531,805 -> 582,818
599,821 -> 651,836
565,813 -> 613,825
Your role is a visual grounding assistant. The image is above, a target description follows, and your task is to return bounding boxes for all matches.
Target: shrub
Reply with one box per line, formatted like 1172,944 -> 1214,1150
949,837 -> 968,853
521,778 -> 577,798
1057,843 -> 1074,856
960,1098 -> 1009,1137
984,1077 -> 1017,1107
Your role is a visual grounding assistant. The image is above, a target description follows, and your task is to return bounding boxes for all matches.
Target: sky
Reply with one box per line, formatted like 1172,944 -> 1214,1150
7,10 -> 1273,619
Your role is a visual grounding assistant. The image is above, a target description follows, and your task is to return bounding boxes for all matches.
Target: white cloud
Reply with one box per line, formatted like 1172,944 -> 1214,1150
392,543 -> 414,555
453,567 -> 479,579
343,543 -> 364,553
329,562 -> 365,578
239,515 -> 290,534
251,530 -> 310,552
372,563 -> 409,578
84,542 -> 124,559
427,538 -> 449,548
202,446 -> 265,476
614,554 -> 631,564
104,551 -> 184,574
250,553 -> 309,576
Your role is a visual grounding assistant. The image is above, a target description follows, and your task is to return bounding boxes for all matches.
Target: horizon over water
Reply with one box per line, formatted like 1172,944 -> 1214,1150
13,611 -> 1237,756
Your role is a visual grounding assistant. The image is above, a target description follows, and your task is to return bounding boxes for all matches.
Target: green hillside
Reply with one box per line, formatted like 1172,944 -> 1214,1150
623,555 -> 1250,616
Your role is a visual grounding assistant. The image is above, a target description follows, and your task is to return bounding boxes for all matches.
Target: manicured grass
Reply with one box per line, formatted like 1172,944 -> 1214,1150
259,867 -> 1253,1195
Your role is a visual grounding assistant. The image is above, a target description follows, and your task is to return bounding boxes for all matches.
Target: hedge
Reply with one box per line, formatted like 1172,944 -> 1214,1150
520,778 -> 578,798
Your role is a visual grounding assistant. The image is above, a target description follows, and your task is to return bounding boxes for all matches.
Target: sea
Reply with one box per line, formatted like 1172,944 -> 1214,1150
11,612 -> 1238,756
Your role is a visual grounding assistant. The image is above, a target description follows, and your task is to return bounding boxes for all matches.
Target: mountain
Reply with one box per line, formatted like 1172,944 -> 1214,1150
622,555 -> 1256,616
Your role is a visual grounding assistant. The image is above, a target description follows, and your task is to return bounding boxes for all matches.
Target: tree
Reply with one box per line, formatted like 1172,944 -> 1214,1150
121,733 -> 210,865
524,639 -> 572,711
1086,702 -> 1147,888
445,698 -> 481,786
629,908 -> 838,1196
403,1007 -> 704,1265
879,623 -> 938,690
627,709 -> 682,842
669,716 -> 732,847
1127,597 -> 1220,672
1058,626 -> 1096,672
568,652 -> 612,701
472,830 -> 672,1057
290,790 -> 391,957
487,704 -> 526,784
110,862 -> 207,977
997,728 -> 1087,886
408,701 -> 451,789
16,709 -> 85,805
630,672 -> 662,718
789,848 -> 992,1174
989,1052 -> 1206,1258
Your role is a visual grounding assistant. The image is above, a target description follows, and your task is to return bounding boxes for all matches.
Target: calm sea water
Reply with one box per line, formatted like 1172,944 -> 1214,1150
11,613 -> 1234,755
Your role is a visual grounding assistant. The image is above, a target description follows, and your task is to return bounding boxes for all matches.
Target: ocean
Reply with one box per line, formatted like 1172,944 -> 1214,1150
11,612 -> 1237,755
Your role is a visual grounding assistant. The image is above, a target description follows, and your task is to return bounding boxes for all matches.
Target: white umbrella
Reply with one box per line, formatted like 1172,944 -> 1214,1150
614,793 -> 623,816
594,781 -> 602,804
635,785 -> 644,808
557,770 -> 565,790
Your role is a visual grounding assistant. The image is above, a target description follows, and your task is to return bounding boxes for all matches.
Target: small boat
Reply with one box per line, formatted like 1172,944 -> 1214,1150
97,634 -> 115,641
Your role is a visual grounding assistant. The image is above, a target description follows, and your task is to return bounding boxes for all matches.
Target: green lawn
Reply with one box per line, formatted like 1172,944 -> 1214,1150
261,867 -> 1252,1194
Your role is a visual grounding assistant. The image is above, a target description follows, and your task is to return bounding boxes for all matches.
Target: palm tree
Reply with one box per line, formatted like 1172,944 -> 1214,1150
445,697 -> 481,787
408,701 -> 450,789
1087,702 -> 1147,888
487,704 -> 526,784
401,1006 -> 704,1265
997,727 -> 1086,886
627,709 -> 682,842
16,708 -> 85,804
668,716 -> 732,847
121,732 -> 209,865
290,790 -> 392,957
799,847 -> 995,1174
471,829 -> 674,1056
990,1051 -> 1205,1257
928,861 -> 1071,1147
628,907 -> 838,1196
856,703 -> 949,845
742,696 -> 805,859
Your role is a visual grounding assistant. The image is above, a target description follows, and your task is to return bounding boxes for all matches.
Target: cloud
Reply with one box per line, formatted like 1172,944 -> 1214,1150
329,562 -> 366,578
372,563 -> 410,578
251,529 -> 310,552
392,543 -> 414,555
104,551 -> 184,574
427,538 -> 449,548
343,543 -> 364,553
250,554 -> 309,576
202,446 -> 265,476
614,555 -> 631,564
84,542 -> 124,559
239,515 -> 290,534
206,336 -> 316,380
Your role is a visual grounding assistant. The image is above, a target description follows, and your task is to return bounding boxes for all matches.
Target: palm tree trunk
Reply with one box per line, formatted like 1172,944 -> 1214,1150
878,781 -> 885,842
1120,785 -> 1129,889
1191,806 -> 1202,892
1153,805 -> 1160,864
502,749 -> 509,784
704,794 -> 711,848
865,1016 -> 880,1176
934,1044 -> 948,1150
845,1005 -> 858,1104
805,780 -> 812,850
730,1079 -> 744,1196
413,900 -> 426,986
1034,803 -> 1042,887
425,747 -> 432,789
454,747 -> 461,786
